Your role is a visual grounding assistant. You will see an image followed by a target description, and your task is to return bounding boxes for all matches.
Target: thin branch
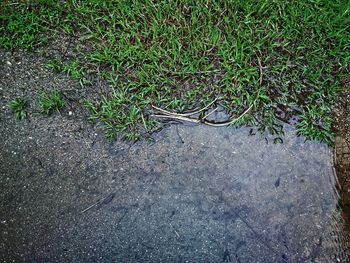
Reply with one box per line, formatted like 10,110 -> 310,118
151,114 -> 201,124
201,107 -> 218,120
151,56 -> 263,127
152,91 -> 259,127
151,97 -> 219,117
202,101 -> 257,127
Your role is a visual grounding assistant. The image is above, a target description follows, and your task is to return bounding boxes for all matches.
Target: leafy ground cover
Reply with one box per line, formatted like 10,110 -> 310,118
1,0 -> 349,143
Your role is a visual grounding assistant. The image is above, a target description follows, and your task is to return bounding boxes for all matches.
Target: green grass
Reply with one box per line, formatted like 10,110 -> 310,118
39,90 -> 65,115
1,0 -> 350,144
8,98 -> 28,120
0,1 -> 62,49
85,87 -> 158,140
47,58 -> 89,86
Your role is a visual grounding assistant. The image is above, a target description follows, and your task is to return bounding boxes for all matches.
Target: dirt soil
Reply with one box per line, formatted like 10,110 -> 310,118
333,76 -> 350,223
1,50 -> 350,262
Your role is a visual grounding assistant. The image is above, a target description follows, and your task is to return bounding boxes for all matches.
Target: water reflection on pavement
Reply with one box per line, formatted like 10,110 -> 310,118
0,122 -> 349,262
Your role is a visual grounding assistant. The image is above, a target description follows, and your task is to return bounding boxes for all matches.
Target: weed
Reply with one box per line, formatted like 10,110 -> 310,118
39,90 -> 65,115
47,59 -> 89,86
85,89 -> 157,140
296,105 -> 334,144
62,60 -> 90,86
47,58 -> 64,72
8,98 -> 28,120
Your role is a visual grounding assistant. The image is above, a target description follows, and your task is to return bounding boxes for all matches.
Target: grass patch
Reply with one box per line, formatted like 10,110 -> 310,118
85,88 -> 158,140
39,90 -> 65,115
1,0 -> 350,144
0,1 -> 63,49
47,58 -> 89,86
8,98 -> 28,120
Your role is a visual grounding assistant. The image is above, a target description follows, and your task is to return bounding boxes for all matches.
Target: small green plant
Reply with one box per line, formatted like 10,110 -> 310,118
39,90 -> 65,115
47,58 -> 64,72
62,60 -> 90,86
8,98 -> 28,120
85,90 -> 157,141
47,59 -> 89,86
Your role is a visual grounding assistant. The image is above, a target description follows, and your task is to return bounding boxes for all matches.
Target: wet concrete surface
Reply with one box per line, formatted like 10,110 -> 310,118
1,116 -> 349,262
1,51 -> 350,262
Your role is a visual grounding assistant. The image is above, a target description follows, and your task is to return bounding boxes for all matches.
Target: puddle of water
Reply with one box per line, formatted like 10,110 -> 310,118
0,122 -> 349,262
141,125 -> 348,262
